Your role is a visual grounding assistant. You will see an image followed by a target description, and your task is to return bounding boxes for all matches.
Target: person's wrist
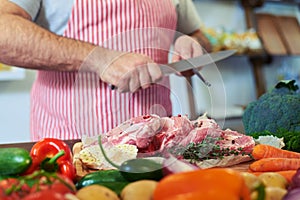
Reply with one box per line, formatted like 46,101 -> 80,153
191,35 -> 212,53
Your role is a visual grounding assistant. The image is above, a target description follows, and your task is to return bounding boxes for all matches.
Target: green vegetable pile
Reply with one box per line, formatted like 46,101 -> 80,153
243,80 -> 300,152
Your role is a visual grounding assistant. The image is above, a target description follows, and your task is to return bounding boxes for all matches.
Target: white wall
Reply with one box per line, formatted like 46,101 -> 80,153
0,70 -> 35,143
0,0 -> 299,144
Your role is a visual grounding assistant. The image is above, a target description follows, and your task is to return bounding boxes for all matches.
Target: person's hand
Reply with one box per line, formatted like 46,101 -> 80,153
172,35 -> 204,77
98,51 -> 162,93
172,35 -> 204,62
105,53 -> 162,93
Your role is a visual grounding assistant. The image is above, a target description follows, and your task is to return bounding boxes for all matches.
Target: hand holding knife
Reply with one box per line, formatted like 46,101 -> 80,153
109,49 -> 236,90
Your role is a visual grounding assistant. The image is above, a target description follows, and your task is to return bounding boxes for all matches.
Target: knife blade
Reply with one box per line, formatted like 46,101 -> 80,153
160,49 -> 236,76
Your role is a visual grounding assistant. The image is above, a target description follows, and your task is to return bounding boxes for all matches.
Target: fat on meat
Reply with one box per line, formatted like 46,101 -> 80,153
102,114 -> 195,153
154,115 -> 195,151
217,129 -> 255,153
104,114 -> 162,149
179,117 -> 221,147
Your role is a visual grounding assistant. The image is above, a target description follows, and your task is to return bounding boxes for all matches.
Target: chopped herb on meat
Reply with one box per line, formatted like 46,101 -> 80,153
169,136 -> 252,163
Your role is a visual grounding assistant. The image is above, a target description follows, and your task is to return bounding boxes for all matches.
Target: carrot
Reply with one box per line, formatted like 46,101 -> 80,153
252,144 -> 300,160
250,170 -> 296,183
249,158 -> 300,172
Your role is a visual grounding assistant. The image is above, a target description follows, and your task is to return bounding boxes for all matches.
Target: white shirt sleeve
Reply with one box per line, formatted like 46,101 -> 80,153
176,0 -> 202,35
9,0 -> 41,21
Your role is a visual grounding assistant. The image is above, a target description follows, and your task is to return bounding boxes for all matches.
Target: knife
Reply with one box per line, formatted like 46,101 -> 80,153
160,49 -> 236,76
109,49 -> 236,90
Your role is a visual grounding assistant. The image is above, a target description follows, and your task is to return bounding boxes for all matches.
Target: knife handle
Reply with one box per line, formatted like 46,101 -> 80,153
192,68 -> 211,87
109,84 -> 116,90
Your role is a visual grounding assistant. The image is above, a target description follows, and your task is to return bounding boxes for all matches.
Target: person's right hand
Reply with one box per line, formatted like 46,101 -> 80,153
96,51 -> 163,93
100,53 -> 162,92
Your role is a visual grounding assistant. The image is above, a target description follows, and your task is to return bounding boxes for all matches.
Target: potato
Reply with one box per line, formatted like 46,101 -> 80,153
76,185 -> 120,200
65,193 -> 80,200
120,180 -> 158,200
250,191 -> 258,200
264,187 -> 287,200
258,172 -> 288,189
240,172 -> 262,191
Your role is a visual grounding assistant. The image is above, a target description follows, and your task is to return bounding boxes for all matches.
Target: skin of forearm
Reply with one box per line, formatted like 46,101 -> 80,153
0,13 -> 99,71
189,29 -> 212,53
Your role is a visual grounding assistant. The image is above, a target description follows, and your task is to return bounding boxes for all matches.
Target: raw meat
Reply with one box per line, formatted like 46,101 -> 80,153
80,114 -> 255,169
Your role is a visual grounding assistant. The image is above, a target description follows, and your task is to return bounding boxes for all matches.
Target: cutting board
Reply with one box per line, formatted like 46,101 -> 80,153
72,142 -> 252,180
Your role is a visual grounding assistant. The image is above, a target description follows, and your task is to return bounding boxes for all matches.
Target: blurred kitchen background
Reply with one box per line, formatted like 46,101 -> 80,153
0,0 -> 299,143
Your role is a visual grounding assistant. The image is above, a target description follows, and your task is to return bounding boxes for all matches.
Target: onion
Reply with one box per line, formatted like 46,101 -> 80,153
289,169 -> 300,191
284,168 -> 300,200
284,188 -> 300,200
162,154 -> 199,176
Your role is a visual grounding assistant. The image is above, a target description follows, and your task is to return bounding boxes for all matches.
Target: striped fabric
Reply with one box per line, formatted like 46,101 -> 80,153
30,0 -> 177,141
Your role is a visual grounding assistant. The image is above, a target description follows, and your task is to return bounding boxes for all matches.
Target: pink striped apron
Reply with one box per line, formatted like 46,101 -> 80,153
30,0 -> 178,141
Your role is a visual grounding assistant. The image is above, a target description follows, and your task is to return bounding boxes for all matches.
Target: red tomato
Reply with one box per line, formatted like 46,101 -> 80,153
0,178 -> 30,200
30,173 -> 76,195
23,190 -> 67,200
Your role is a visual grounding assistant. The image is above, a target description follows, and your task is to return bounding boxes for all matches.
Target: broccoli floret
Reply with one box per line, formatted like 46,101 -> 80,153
243,80 -> 300,134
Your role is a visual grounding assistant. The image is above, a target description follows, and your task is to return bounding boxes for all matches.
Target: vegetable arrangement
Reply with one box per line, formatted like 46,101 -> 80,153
4,137 -> 300,200
249,144 -> 300,183
246,144 -> 300,199
0,138 -> 77,200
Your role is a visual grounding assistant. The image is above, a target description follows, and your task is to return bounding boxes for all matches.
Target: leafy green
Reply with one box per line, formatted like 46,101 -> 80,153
249,130 -> 300,152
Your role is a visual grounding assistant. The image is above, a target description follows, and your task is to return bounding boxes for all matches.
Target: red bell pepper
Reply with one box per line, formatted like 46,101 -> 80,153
25,138 -> 76,181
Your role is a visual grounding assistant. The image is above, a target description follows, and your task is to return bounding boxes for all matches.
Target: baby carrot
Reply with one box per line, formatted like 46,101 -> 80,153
249,158 -> 300,172
250,170 -> 296,183
252,144 -> 300,160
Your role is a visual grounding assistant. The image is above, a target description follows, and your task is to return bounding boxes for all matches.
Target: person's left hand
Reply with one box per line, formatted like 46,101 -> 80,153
172,35 -> 204,77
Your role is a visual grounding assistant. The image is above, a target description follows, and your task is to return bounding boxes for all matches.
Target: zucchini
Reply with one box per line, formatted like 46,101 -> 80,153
76,170 -> 129,195
0,148 -> 32,176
